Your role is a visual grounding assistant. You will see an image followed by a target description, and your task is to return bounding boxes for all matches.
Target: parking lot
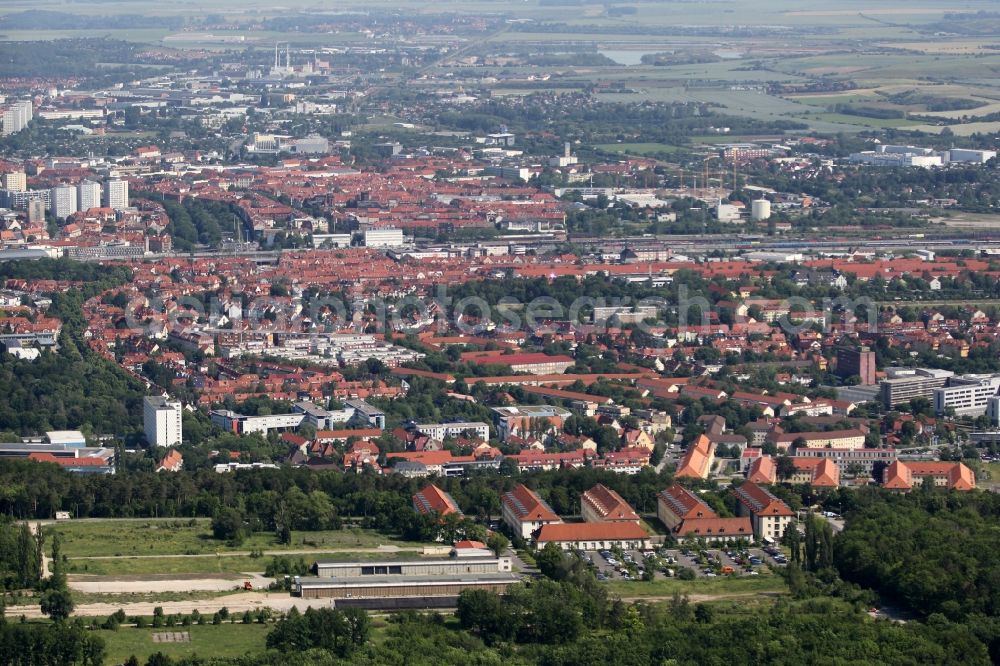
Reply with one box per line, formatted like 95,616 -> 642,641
581,544 -> 788,582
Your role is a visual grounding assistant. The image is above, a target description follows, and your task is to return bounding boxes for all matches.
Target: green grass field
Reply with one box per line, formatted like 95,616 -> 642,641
606,574 -> 787,599
98,623 -> 269,665
67,550 -> 422,576
50,520 -> 430,558
594,142 -> 684,156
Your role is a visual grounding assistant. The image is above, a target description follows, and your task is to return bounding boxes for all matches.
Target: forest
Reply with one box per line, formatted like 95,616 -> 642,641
159,197 -> 240,250
0,261 -> 146,437
110,577 -> 991,666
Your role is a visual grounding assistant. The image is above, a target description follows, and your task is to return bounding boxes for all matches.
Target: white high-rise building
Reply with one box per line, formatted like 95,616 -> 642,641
2,171 -> 26,192
104,179 -> 129,211
51,184 -> 78,219
144,395 -> 183,447
77,180 -> 101,212
2,101 -> 32,136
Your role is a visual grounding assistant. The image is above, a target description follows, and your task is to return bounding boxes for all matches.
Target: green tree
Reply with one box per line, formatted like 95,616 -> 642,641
39,587 -> 74,622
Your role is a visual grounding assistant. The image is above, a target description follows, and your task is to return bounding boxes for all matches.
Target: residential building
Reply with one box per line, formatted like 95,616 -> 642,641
591,447 -> 651,475
882,460 -> 976,491
770,429 -> 866,451
534,522 -> 650,551
27,199 -> 45,225
104,179 -> 129,211
2,172 -> 26,192
837,347 -> 876,385
580,484 -> 639,523
2,100 -> 32,136
412,483 -> 463,517
491,404 -> 572,441
656,484 -> 753,543
656,484 -> 716,531
156,449 -> 184,472
732,481 -> 794,543
501,483 -> 562,539
77,180 -> 101,212
675,517 -> 754,543
505,448 -> 589,473
143,395 -> 183,447
746,455 -> 777,484
789,458 -> 840,487
674,434 -> 715,479
793,446 -> 896,474
416,422 -> 490,442
51,184 -> 78,219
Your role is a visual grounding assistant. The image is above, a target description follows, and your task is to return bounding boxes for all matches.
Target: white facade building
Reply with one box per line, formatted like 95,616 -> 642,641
417,422 -> 490,441
2,101 -> 32,136
51,185 -> 78,219
144,395 -> 183,447
363,227 -> 404,248
77,180 -> 101,212
934,375 -> 1000,417
2,172 -> 26,192
104,179 -> 129,211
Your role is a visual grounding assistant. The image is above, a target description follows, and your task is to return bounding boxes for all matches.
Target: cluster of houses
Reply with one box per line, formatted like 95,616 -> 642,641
409,479 -> 799,551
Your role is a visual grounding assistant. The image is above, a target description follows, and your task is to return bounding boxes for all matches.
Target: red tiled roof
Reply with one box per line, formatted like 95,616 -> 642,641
732,481 -> 794,517
675,434 -> 714,479
580,484 -> 639,522
535,521 -> 648,543
27,453 -> 109,467
502,484 -> 561,523
747,456 -> 777,484
657,484 -> 718,521
413,484 -> 463,516
677,517 -> 753,538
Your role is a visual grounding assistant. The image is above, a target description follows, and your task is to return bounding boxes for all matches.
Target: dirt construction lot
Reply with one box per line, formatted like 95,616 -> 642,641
67,573 -> 273,594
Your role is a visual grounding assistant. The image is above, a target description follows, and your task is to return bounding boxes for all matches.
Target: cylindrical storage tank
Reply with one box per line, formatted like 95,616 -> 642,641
751,199 -> 771,221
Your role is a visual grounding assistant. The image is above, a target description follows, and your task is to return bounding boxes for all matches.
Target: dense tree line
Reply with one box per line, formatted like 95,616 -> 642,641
134,587 -> 989,666
0,262 -> 144,437
0,619 -> 104,666
0,458 -> 669,529
0,520 -> 41,591
160,197 -> 238,250
836,489 -> 1000,621
0,39 -> 170,86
